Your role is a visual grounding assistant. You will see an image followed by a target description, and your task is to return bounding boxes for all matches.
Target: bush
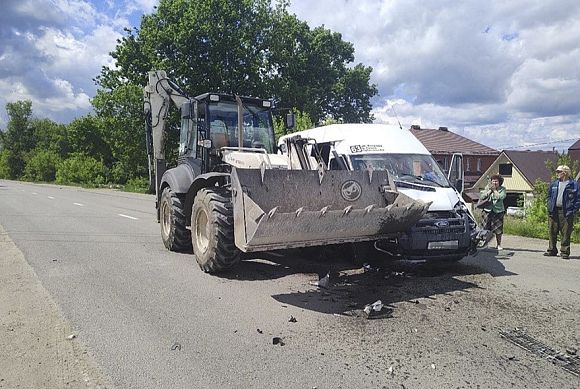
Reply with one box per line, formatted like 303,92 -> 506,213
109,161 -> 129,184
56,153 -> 107,187
0,150 -> 10,179
23,150 -> 61,182
123,177 -> 149,193
0,149 -> 24,179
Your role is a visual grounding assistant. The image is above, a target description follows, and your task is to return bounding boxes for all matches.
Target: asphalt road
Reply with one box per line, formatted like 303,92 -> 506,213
1,179 -> 579,389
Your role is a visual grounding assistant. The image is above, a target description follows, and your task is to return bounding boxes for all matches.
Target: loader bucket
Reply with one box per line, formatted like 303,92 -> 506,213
230,167 -> 430,252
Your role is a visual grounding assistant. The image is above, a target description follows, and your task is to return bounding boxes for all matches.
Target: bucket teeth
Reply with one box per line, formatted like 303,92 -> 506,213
317,162 -> 325,184
260,161 -> 266,184
268,207 -> 279,218
342,205 -> 353,216
364,204 -> 376,214
295,207 -> 304,217
319,206 -> 329,217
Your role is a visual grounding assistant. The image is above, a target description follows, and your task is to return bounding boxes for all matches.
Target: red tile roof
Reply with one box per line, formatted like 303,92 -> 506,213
410,127 -> 498,156
504,150 -> 559,184
568,139 -> 580,151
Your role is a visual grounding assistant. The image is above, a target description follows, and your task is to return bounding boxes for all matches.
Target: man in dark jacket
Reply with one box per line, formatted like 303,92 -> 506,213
544,165 -> 580,259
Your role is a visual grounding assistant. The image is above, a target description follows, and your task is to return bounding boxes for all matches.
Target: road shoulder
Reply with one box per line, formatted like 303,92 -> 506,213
0,224 -> 113,389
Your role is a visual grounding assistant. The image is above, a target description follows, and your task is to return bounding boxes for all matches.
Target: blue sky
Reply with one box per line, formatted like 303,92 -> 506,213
1,0 -> 579,152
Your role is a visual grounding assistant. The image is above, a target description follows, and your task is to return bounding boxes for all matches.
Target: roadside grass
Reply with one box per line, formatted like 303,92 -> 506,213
500,215 -> 580,244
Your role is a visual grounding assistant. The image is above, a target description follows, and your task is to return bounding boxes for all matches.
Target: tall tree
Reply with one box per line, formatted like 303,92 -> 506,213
92,84 -> 148,182
0,100 -> 34,178
94,0 -> 378,178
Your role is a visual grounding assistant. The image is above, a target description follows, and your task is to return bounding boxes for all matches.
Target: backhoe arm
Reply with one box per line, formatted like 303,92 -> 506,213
143,70 -> 190,196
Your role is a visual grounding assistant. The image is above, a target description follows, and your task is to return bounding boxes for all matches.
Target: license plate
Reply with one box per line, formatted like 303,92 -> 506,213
428,240 -> 459,250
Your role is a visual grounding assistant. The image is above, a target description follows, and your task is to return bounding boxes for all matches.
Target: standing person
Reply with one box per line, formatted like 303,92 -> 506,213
480,174 -> 507,250
545,165 -> 579,259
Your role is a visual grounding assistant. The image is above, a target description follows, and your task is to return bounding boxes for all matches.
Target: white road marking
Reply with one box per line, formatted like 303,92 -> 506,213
73,203 -> 84,207
118,214 -> 138,220
32,192 -> 38,195
48,196 -> 55,199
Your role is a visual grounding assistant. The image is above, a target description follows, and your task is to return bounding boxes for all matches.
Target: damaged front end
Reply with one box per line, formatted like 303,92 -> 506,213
375,200 -> 488,261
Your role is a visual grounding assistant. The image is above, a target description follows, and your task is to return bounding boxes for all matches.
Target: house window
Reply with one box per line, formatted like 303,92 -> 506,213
477,158 -> 482,172
466,158 -> 471,172
499,163 -> 512,176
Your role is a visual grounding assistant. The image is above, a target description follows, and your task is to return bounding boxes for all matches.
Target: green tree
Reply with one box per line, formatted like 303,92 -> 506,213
267,16 -> 377,123
94,0 -> 378,179
32,118 -> 69,157
273,108 -> 314,140
1,101 -> 35,178
66,116 -> 112,164
92,84 -> 148,183
545,152 -> 580,181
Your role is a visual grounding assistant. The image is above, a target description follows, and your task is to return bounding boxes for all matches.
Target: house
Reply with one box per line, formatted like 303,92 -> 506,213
568,139 -> 580,168
409,125 -> 499,188
470,150 -> 559,208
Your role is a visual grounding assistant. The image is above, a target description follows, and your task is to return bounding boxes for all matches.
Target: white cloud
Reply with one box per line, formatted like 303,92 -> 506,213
289,0 -> 580,151
0,0 -> 578,153
0,0 -> 127,126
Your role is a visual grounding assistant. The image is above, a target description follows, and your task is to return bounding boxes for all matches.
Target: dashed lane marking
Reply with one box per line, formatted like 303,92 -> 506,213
73,203 -> 84,207
48,196 -> 55,199
118,214 -> 139,220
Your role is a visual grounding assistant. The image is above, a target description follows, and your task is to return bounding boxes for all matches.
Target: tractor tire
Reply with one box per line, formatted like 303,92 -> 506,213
160,187 -> 192,252
191,187 -> 240,273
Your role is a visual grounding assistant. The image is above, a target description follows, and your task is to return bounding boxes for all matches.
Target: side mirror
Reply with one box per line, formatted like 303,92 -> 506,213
286,113 -> 295,129
200,139 -> 212,149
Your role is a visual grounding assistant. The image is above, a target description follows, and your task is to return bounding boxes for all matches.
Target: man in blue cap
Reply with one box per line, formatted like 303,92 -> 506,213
545,165 -> 580,259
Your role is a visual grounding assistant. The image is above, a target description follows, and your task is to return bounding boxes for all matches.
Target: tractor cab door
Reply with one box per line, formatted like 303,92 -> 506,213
447,153 -> 464,194
178,101 -> 196,158
177,100 -> 206,175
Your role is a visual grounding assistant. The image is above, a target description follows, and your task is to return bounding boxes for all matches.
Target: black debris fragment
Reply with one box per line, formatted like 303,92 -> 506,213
273,337 -> 285,346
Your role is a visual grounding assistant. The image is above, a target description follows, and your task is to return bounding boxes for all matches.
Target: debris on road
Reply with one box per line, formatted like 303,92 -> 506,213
288,316 -> 297,323
170,342 -> 181,351
364,300 -> 383,315
272,337 -> 285,346
310,272 -> 330,289
363,300 -> 392,319
500,328 -> 580,377
66,334 -> 76,340
363,263 -> 380,272
257,328 -> 263,334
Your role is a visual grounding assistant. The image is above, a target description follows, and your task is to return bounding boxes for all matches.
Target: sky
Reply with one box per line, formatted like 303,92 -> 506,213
1,0 -> 579,152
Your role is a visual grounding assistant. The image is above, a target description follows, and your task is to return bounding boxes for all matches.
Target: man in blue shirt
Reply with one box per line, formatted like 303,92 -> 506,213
544,165 -> 579,259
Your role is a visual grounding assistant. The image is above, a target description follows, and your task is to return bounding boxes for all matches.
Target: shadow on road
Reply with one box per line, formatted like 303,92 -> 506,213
219,246 -> 517,316
271,268 -> 483,316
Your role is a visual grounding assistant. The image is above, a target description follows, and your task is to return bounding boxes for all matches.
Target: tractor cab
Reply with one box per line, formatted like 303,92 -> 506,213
178,93 -> 277,172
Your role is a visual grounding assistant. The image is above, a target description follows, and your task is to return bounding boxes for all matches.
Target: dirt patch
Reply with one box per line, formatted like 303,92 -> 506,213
0,225 -> 113,389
